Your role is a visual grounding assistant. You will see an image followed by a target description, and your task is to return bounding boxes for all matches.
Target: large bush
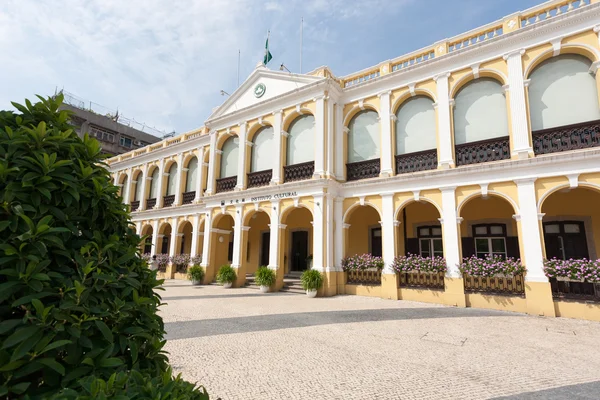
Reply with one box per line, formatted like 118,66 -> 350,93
0,95 -> 209,399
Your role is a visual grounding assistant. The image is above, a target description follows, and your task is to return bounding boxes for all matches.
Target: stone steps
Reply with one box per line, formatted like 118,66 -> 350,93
243,274 -> 304,294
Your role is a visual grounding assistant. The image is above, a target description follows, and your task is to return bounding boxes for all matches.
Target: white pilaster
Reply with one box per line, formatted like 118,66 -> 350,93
334,104 -> 345,180
123,167 -> 133,204
515,179 -> 547,282
174,153 -> 184,205
271,110 -> 283,184
441,187 -> 461,277
504,49 -> 533,159
113,173 -> 119,186
190,214 -> 201,258
333,197 -> 344,271
231,205 -> 243,269
435,73 -> 454,169
141,171 -> 150,211
155,158 -> 165,208
151,220 -> 160,256
205,132 -> 217,195
268,200 -> 280,270
168,218 -> 179,257
325,194 -> 334,271
201,212 -> 212,267
135,221 -> 142,235
381,193 -> 396,274
312,194 -> 325,271
314,96 -> 326,178
194,147 -> 205,202
236,122 -> 247,190
378,91 -> 394,177
326,99 -> 335,178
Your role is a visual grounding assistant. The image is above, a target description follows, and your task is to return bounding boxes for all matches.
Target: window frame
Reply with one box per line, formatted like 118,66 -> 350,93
472,223 -> 507,259
417,225 -> 443,258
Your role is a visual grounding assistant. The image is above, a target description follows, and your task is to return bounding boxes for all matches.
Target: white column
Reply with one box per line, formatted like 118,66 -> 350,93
123,167 -> 133,204
200,212 -> 212,267
135,221 -> 142,234
236,122 -> 247,190
312,194 -> 325,271
515,179 -> 547,282
325,194 -> 334,271
194,147 -> 205,202
326,98 -> 335,178
168,218 -> 179,257
333,197 -> 344,270
140,168 -> 150,210
440,187 -> 461,277
271,110 -> 283,184
314,95 -> 326,178
435,72 -> 454,169
151,220 -> 160,256
205,132 -> 217,195
268,200 -> 280,270
174,153 -> 184,205
504,49 -> 533,159
231,205 -> 243,269
378,91 -> 394,177
334,104 -> 345,180
113,173 -> 119,186
155,158 -> 165,208
381,193 -> 396,274
190,214 -> 201,258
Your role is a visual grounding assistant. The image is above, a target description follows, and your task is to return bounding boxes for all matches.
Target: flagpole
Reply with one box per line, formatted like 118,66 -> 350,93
237,49 -> 240,87
300,17 -> 303,74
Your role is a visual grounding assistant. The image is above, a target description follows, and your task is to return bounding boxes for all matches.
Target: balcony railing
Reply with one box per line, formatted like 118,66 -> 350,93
130,200 -> 140,212
247,169 -> 272,188
284,161 -> 315,183
455,136 -> 510,166
163,194 -> 175,207
216,176 -> 237,193
395,149 -> 437,174
463,274 -> 525,296
550,279 -> 600,303
399,272 -> 445,290
346,158 -> 380,181
146,198 -> 157,209
346,270 -> 382,286
182,191 -> 195,205
532,119 -> 600,156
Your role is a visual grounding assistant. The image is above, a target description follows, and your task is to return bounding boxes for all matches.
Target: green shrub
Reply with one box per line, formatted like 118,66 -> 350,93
188,265 -> 205,283
254,266 -> 276,287
301,269 -> 324,291
216,265 -> 236,284
0,95 -> 209,399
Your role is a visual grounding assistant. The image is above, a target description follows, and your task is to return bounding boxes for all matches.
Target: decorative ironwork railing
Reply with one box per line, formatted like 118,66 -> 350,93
346,270 -> 382,286
247,169 -> 273,188
146,198 -> 157,209
455,136 -> 510,166
550,279 -> 600,303
346,159 -> 380,181
182,191 -> 195,205
216,176 -> 237,193
130,200 -> 140,212
463,274 -> 525,296
395,149 -> 437,174
532,119 -> 600,156
399,272 -> 445,290
163,194 -> 175,207
284,161 -> 315,183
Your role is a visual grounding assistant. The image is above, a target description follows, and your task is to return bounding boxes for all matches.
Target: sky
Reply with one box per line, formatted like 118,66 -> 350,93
0,0 -> 541,137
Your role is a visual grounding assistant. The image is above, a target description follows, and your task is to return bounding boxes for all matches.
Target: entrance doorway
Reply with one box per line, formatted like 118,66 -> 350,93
543,221 -> 589,260
261,231 -> 270,266
291,230 -> 309,272
370,227 -> 382,257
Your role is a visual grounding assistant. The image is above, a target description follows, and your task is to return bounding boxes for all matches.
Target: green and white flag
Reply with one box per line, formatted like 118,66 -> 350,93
263,32 -> 273,65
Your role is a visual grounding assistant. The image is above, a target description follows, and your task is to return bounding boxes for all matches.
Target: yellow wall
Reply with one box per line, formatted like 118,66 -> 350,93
346,205 -> 380,257
245,211 -> 270,274
281,207 -> 313,273
459,196 -> 517,237
211,214 -> 234,273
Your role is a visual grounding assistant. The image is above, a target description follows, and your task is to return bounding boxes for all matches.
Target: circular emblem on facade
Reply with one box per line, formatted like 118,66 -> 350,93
254,83 -> 266,98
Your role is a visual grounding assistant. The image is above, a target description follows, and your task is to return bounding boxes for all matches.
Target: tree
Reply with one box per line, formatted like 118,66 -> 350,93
0,95 -> 209,399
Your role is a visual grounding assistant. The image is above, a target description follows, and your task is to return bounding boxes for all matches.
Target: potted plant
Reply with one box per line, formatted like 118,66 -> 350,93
543,258 -> 598,282
255,266 -> 276,293
301,269 -> 323,298
187,265 -> 205,285
172,253 -> 191,274
216,264 -> 237,288
458,255 -> 525,278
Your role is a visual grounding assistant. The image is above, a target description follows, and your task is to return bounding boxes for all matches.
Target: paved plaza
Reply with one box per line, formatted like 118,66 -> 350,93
161,281 -> 600,400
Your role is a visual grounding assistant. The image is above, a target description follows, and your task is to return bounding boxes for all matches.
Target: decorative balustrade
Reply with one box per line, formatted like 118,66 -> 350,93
343,68 -> 380,88
146,198 -> 157,209
163,194 -> 175,207
182,191 -> 196,205
532,119 -> 600,156
521,0 -> 590,27
346,159 -> 380,182
395,149 -> 437,174
463,274 -> 525,296
216,176 -> 237,193
550,279 -> 600,302
455,136 -> 510,166
399,272 -> 445,290
130,200 -> 140,212
391,49 -> 435,72
247,169 -> 273,188
284,161 -> 315,183
346,270 -> 382,286
448,24 -> 503,53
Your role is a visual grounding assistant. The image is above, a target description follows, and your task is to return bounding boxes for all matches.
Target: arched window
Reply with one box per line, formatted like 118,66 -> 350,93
149,167 -> 160,199
348,110 -> 380,163
166,163 -> 177,196
251,126 -> 274,172
453,78 -> 508,145
529,54 -> 600,131
134,171 -> 143,201
395,96 -> 436,154
220,136 -> 239,178
185,157 -> 198,192
287,115 -> 315,165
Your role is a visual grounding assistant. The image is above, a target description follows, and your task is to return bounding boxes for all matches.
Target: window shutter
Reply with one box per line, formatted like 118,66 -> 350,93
506,236 -> 520,259
405,238 -> 420,256
461,237 -> 475,258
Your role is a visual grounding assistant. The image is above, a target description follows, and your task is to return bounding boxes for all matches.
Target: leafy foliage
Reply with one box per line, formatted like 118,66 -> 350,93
300,269 -> 323,291
187,266 -> 205,283
0,95 -> 209,399
254,266 -> 275,287
341,254 -> 385,271
391,254 -> 447,273
215,265 -> 236,284
459,255 -> 525,277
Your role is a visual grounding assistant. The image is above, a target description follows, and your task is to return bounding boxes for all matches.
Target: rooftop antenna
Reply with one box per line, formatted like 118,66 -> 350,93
300,17 -> 303,73
237,49 -> 241,88
220,90 -> 231,97
279,63 -> 291,73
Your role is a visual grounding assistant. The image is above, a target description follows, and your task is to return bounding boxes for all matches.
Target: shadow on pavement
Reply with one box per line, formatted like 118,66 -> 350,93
162,292 -> 299,301
490,380 -> 600,399
165,306 -> 516,340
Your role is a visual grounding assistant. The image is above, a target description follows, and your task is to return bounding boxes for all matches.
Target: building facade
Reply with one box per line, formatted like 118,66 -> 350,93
108,0 -> 600,321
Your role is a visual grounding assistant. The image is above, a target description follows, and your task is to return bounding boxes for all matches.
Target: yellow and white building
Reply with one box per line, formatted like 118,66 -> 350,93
108,0 -> 600,321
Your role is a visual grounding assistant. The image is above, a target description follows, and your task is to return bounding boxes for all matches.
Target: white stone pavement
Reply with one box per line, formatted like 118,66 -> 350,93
160,280 -> 600,400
